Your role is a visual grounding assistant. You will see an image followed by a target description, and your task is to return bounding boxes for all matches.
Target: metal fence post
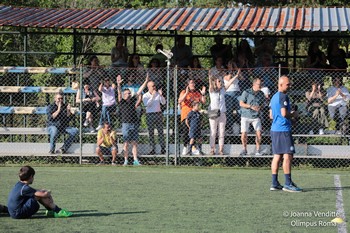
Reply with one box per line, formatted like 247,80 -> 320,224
166,60 -> 170,166
174,67 -> 178,166
79,66 -> 83,165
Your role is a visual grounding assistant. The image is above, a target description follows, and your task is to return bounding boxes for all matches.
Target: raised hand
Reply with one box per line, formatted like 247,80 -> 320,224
200,86 -> 206,95
116,75 -> 123,85
158,88 -> 163,96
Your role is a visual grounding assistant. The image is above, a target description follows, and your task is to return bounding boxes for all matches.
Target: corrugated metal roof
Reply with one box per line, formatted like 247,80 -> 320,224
1,5 -> 350,32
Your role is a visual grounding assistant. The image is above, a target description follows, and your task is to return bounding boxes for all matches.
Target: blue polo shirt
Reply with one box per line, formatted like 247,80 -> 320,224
270,91 -> 292,132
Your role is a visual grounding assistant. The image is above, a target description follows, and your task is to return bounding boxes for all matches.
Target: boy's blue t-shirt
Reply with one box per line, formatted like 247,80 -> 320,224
7,181 -> 36,217
270,91 -> 292,132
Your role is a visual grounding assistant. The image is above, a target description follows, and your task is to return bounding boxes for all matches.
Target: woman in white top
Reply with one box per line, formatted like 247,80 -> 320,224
224,61 -> 242,133
209,72 -> 240,155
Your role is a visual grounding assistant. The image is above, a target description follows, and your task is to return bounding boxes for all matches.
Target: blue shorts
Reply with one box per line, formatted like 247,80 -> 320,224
189,126 -> 201,139
13,197 -> 40,219
122,123 -> 139,142
271,131 -> 295,155
99,146 -> 117,155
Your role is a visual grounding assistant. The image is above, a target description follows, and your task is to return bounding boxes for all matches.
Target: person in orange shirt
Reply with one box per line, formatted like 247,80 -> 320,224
178,79 -> 206,155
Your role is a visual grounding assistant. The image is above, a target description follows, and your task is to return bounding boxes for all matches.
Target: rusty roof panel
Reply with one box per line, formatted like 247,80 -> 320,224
2,6 -> 350,32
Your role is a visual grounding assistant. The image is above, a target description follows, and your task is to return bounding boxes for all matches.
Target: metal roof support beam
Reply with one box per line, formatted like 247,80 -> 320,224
73,29 -> 77,67
133,30 -> 137,55
23,28 -> 27,67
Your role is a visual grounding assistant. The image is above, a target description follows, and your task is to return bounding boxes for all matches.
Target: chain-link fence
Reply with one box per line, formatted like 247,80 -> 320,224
1,65 -> 350,167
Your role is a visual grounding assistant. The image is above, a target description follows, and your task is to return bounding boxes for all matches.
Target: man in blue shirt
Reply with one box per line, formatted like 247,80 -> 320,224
269,76 -> 302,192
7,166 -> 72,218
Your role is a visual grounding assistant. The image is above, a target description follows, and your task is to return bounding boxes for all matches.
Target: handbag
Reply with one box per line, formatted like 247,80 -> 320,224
207,109 -> 220,119
207,88 -> 221,119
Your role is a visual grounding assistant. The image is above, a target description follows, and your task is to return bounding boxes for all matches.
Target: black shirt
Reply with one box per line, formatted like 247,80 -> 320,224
47,102 -> 72,131
119,96 -> 138,124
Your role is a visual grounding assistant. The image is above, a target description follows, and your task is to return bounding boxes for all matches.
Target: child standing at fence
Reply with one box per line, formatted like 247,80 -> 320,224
186,101 -> 204,155
7,166 -> 73,219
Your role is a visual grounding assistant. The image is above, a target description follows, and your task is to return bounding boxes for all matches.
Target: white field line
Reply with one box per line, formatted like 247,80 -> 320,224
334,175 -> 347,233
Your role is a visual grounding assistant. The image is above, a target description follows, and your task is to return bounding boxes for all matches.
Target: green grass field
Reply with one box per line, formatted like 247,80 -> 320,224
0,166 -> 348,233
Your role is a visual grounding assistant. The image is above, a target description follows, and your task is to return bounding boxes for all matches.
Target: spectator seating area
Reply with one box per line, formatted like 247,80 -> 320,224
1,66 -> 350,160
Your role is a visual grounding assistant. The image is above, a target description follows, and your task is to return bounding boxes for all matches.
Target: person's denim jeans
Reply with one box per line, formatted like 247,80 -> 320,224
47,126 -> 78,152
225,91 -> 241,128
146,112 -> 165,150
99,105 -> 116,126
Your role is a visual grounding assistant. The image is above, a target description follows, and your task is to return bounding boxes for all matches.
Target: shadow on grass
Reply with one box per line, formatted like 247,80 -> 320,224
303,186 -> 350,192
72,210 -> 148,217
32,209 -> 148,218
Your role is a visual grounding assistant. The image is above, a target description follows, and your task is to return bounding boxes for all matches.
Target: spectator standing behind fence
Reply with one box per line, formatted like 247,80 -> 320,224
235,39 -> 255,68
143,81 -> 166,155
233,41 -> 254,92
224,62 -> 241,134
96,78 -> 117,131
305,41 -> 328,69
186,101 -> 204,155
122,73 -> 142,97
47,93 -> 78,154
255,53 -> 278,92
171,35 -> 193,68
117,74 -> 148,166
270,76 -> 302,192
209,56 -> 226,78
76,82 -> 100,133
188,56 -> 207,89
83,55 -> 103,92
128,53 -> 143,69
151,44 -> 167,67
111,36 -> 129,67
327,39 -> 348,72
208,75 -> 236,155
305,81 -> 328,135
210,35 -> 233,66
178,79 -> 206,155
255,38 -> 275,66
239,78 -> 265,156
7,166 -> 73,219
148,58 -> 163,90
96,122 -> 118,165
305,41 -> 329,84
326,77 -> 350,134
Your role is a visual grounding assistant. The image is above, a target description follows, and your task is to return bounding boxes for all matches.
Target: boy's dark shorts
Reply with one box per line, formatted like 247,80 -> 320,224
12,198 -> 39,219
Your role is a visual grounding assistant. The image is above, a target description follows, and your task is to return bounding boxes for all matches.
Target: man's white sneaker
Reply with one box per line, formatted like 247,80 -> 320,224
182,146 -> 188,155
192,147 -> 200,155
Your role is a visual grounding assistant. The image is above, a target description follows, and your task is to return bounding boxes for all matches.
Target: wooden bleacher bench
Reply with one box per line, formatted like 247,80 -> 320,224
0,86 -> 21,93
0,86 -> 77,94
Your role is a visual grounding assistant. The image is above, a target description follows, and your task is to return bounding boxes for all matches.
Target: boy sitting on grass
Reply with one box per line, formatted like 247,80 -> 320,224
7,166 -> 73,219
186,101 -> 204,155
